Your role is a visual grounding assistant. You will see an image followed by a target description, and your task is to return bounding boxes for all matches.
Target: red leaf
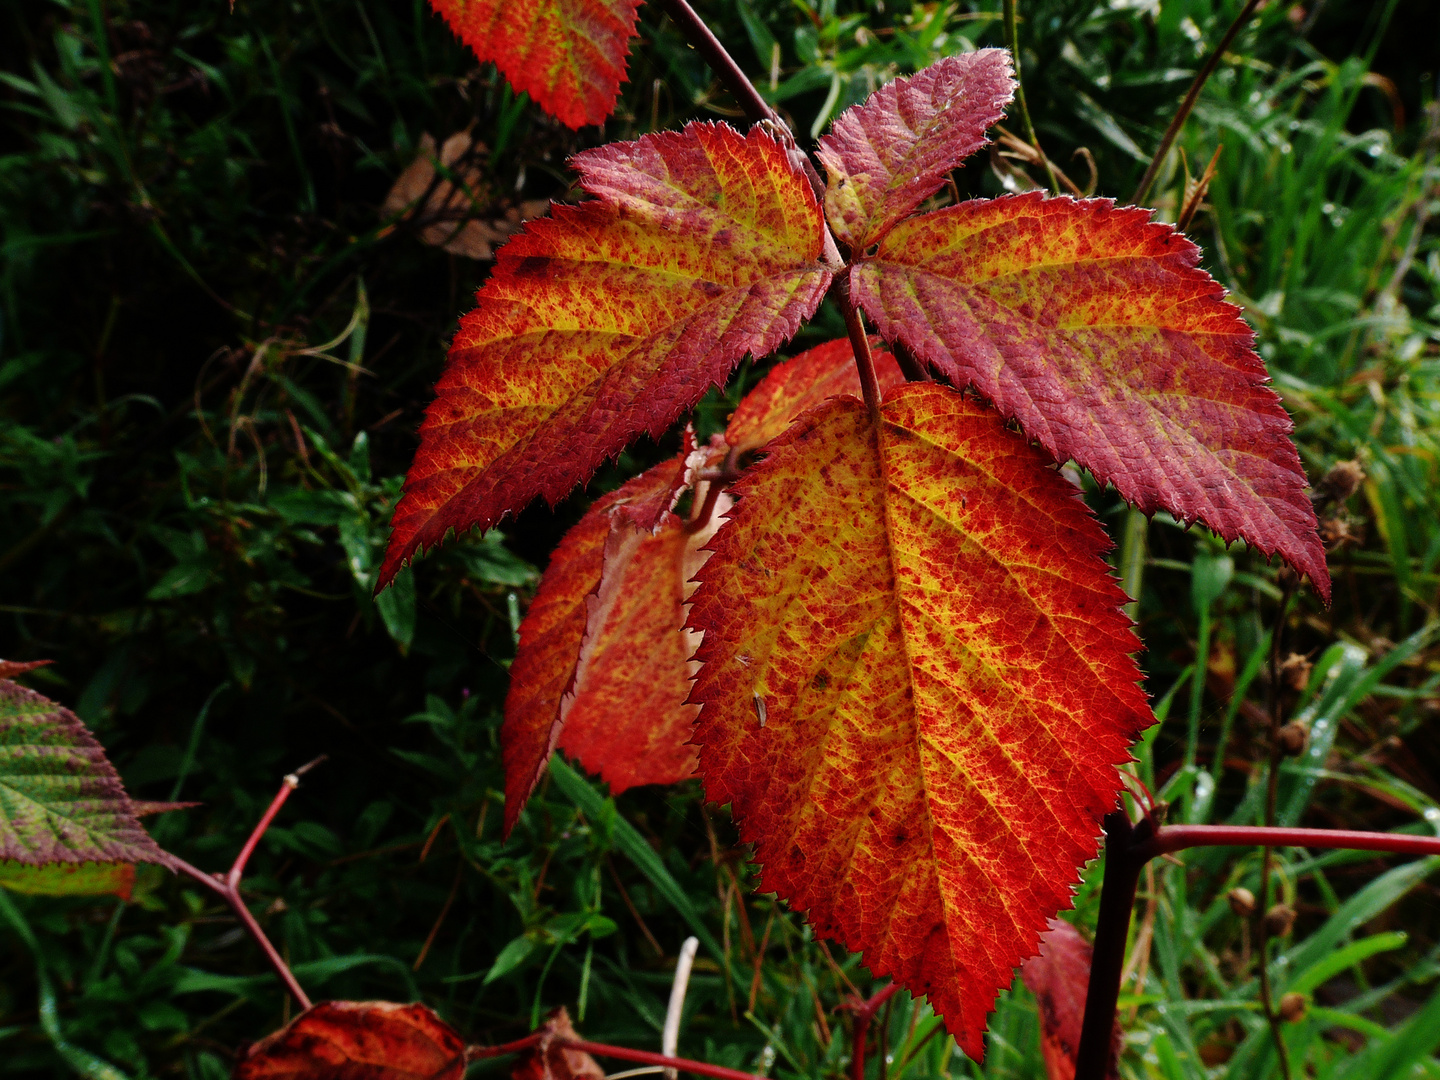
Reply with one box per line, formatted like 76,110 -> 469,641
511,1008 -> 604,1080
850,193 -> 1328,600
427,0 -> 641,129
725,338 -> 905,453
687,382 -> 1150,1058
234,1000 -> 467,1080
382,122 -> 832,588
817,51 -> 1014,251
1020,919 -> 1121,1080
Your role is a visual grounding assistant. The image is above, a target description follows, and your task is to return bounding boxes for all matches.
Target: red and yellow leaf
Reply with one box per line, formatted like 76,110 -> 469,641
0,678 -> 164,866
511,1008 -> 604,1080
234,1000 -> 466,1080
687,382 -> 1150,1057
817,51 -> 1014,251
428,0 -> 640,129
850,193 -> 1328,599
383,122 -> 832,587
725,338 -> 905,453
1020,919 -> 1120,1080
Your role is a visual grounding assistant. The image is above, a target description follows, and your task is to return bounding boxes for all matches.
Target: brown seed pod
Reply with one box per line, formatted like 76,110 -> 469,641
1278,653 -> 1313,693
1227,887 -> 1257,918
1264,903 -> 1296,937
1278,992 -> 1306,1022
1276,721 -> 1309,756
1320,460 -> 1365,503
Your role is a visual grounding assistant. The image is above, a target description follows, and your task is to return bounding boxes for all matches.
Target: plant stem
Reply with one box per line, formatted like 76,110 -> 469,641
1075,812 -> 1147,1080
1001,0 -> 1060,195
1132,0 -> 1262,205
165,760 -> 327,1011
558,1039 -> 767,1080
840,283 -> 883,421
656,0 -> 781,130
1136,825 -> 1440,861
848,982 -> 901,1080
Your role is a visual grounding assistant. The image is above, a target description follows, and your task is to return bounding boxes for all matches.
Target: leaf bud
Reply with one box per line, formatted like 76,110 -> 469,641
1320,460 -> 1365,503
1278,653 -> 1312,692
1276,722 -> 1309,757
1264,903 -> 1296,937
1278,992 -> 1306,1023
1227,887 -> 1256,918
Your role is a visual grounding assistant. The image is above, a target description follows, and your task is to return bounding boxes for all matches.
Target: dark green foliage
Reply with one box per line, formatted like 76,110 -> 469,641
1,0 -> 1437,1077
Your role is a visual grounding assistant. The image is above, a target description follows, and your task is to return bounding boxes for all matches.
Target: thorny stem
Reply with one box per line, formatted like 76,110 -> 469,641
1001,0 -> 1061,195
1131,0 -> 1263,205
656,0 -> 781,130
846,982 -> 901,1080
1256,586 -> 1297,1080
166,758 -> 328,1011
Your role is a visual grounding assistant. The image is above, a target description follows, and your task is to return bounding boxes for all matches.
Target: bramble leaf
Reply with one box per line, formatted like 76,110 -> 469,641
817,51 -> 1014,251
382,122 -> 832,587
850,193 -> 1328,599
687,383 -> 1150,1056
502,460 -> 695,832
427,0 -> 641,129
725,337 -> 905,453
235,1001 -> 467,1080
1020,919 -> 1120,1080
512,1007 -> 604,1080
0,678 -> 164,866
0,859 -> 135,899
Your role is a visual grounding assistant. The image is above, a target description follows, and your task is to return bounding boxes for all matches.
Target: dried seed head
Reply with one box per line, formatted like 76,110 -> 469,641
1264,903 -> 1296,937
1320,460 -> 1365,503
1278,992 -> 1307,1023
1279,653 -> 1313,692
1227,887 -> 1256,918
1276,721 -> 1309,757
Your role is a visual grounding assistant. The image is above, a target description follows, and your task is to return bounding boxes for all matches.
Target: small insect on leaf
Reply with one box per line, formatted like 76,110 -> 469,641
427,0 -> 642,129
234,1000 -> 467,1080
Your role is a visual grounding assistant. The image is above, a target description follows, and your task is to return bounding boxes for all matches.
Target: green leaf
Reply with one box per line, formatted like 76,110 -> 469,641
484,934 -> 539,983
0,679 -> 163,865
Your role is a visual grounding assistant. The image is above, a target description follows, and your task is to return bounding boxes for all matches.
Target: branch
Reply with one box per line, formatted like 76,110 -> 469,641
1132,0 -> 1262,205
166,757 -> 328,1010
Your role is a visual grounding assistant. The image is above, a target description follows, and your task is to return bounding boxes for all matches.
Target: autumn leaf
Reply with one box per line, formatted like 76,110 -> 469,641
687,382 -> 1150,1057
382,122 -> 832,588
1020,918 -> 1120,1080
0,860 -> 135,899
382,131 -> 549,260
235,1000 -> 468,1080
0,677 -> 164,866
817,50 -> 1015,251
427,0 -> 641,129
511,1008 -> 604,1080
725,337 -> 905,453
849,192 -> 1328,600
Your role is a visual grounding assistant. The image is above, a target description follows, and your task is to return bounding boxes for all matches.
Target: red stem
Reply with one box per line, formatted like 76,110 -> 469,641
838,279 -> 882,420
228,775 -> 297,889
465,1032 -> 545,1059
559,1038 -> 767,1080
1139,824 -> 1440,861
848,982 -> 901,1080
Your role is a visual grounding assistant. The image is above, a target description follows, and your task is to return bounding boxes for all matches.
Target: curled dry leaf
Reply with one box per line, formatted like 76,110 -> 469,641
234,1000 -> 467,1080
511,1007 -> 604,1080
1020,918 -> 1120,1080
382,132 -> 549,259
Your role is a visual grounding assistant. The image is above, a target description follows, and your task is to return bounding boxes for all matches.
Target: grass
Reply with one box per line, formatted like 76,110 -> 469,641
0,0 -> 1437,1077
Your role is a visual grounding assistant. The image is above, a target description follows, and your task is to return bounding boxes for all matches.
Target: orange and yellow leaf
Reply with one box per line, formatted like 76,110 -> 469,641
687,382 -> 1150,1056
850,193 -> 1328,599
817,51 -> 1014,251
382,122 -> 832,587
428,0 -> 641,129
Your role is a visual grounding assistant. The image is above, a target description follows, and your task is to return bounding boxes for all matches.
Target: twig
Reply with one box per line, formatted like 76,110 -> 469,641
166,758 -> 328,1010
1175,145 -> 1223,232
1132,0 -> 1262,205
1002,0 -> 1060,194
655,0 -> 780,130
663,937 -> 701,1080
843,982 -> 900,1080
559,1039 -> 767,1080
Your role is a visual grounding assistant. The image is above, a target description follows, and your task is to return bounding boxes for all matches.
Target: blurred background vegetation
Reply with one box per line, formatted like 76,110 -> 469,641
0,0 -> 1436,1076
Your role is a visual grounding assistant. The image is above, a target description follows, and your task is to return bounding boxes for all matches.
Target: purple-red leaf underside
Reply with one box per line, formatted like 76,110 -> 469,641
851,192 -> 1328,599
